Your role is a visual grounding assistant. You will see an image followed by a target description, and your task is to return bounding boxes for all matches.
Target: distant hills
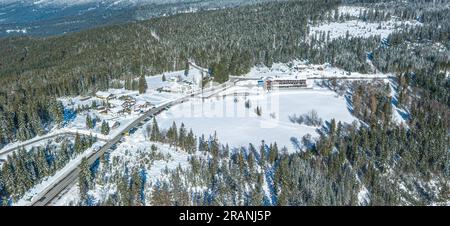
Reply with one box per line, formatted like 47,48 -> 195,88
0,0 -> 276,38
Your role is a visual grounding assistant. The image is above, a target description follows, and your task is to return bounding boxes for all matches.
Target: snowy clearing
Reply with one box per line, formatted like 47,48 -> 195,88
310,19 -> 421,40
157,88 -> 356,153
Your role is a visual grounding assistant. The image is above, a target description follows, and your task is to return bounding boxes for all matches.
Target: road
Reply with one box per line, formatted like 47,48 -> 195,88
30,81 -> 237,206
229,75 -> 394,81
0,132 -> 109,158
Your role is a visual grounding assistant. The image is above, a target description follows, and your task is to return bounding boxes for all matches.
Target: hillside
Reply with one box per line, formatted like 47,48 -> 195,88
0,0 -> 277,37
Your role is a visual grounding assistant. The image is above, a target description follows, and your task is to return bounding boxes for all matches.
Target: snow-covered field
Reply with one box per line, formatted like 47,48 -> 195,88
157,88 -> 356,152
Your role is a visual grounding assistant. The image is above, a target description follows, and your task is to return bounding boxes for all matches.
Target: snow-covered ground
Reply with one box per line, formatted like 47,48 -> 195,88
146,65 -> 204,92
388,81 -> 409,125
309,5 -> 422,41
6,29 -> 27,34
157,88 -> 356,153
53,120 -> 196,206
243,61 -> 392,82
310,19 -> 421,40
337,6 -> 365,17
357,185 -> 370,205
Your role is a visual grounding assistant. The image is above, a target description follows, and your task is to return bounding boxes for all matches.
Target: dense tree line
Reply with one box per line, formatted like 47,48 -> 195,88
0,134 -> 96,205
148,119 -> 197,154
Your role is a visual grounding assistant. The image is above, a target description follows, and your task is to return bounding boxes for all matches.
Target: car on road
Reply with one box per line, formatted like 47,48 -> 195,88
38,196 -> 46,202
129,127 -> 138,135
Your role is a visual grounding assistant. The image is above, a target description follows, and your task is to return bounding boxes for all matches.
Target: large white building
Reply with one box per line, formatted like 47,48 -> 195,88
263,75 -> 308,90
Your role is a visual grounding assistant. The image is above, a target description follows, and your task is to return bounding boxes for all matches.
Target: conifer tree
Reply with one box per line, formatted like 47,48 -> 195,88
79,157 -> 92,204
101,120 -> 110,135
138,75 -> 148,94
86,114 -> 94,129
178,123 -> 187,149
150,118 -> 161,142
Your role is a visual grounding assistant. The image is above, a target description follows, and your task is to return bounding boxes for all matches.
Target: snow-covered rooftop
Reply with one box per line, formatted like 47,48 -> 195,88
95,91 -> 113,99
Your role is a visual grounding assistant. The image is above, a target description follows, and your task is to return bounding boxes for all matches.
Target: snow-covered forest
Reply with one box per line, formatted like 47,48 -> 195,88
0,0 -> 448,206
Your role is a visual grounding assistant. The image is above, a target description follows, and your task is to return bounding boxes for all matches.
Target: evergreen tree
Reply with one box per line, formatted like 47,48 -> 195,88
79,157 -> 92,205
150,118 -> 161,142
167,122 -> 178,147
138,75 -> 148,94
86,114 -> 94,129
268,142 -> 279,164
74,133 -> 82,154
184,61 -> 190,77
259,141 -> 266,166
101,120 -> 110,135
178,123 -> 187,150
185,129 -> 196,153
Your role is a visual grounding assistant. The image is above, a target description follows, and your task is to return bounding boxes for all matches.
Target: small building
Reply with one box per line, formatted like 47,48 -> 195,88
137,100 -> 152,108
161,83 -> 191,93
169,76 -> 179,82
79,96 -> 91,101
99,109 -> 109,115
134,101 -> 152,112
119,95 -> 135,101
110,106 -> 124,116
97,106 -> 106,111
294,65 -> 308,71
96,91 -> 114,100
111,121 -> 121,129
122,98 -> 136,109
109,99 -> 125,108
